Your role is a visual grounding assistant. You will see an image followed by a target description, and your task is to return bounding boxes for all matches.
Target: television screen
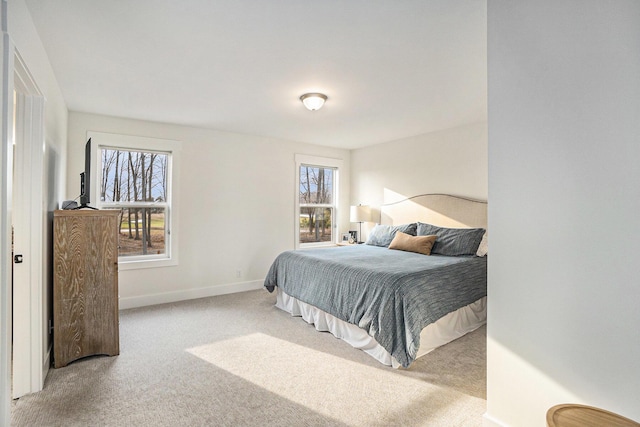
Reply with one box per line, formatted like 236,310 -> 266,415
80,138 -> 92,207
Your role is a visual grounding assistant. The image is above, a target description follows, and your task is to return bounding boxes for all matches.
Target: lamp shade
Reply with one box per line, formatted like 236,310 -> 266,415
350,205 -> 371,223
300,93 -> 327,111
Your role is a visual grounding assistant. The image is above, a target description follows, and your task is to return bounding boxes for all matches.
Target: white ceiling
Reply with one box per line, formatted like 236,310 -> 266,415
24,0 -> 486,149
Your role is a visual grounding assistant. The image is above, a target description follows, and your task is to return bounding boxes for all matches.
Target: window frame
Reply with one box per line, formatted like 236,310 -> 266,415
88,131 -> 181,270
294,154 -> 343,249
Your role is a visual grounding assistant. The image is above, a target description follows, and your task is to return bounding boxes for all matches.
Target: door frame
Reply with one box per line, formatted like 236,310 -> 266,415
12,50 -> 46,399
1,0 -> 15,423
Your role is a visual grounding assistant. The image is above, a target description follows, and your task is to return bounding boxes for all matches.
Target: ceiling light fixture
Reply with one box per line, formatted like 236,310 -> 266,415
300,93 -> 328,111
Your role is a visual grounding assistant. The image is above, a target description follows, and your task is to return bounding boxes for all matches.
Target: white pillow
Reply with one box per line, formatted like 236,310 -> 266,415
476,232 -> 488,257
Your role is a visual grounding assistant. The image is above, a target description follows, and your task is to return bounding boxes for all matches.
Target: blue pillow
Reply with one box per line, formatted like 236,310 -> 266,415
416,222 -> 485,256
366,223 -> 417,247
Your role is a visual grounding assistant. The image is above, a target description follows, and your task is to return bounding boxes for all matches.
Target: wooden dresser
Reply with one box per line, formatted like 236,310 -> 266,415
53,209 -> 120,368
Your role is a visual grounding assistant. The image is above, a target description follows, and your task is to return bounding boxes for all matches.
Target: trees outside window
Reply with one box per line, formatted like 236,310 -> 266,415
100,147 -> 170,259
299,165 -> 335,244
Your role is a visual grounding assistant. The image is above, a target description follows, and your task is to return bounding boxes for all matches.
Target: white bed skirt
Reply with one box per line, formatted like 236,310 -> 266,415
275,287 -> 487,368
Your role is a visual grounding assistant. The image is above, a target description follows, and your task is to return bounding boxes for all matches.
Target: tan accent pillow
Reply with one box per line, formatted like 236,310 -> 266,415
476,232 -> 488,257
388,232 -> 437,255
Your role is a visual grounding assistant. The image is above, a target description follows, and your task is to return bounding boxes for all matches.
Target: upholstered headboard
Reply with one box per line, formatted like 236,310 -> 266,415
380,194 -> 487,229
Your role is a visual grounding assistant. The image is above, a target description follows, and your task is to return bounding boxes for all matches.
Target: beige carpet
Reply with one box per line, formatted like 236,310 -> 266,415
11,289 -> 486,426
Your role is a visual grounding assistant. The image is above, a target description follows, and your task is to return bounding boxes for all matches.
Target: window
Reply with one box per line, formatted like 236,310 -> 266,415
89,132 -> 180,269
100,148 -> 168,258
295,154 -> 342,248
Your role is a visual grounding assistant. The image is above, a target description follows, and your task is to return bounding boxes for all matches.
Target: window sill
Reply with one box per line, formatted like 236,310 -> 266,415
118,257 -> 178,271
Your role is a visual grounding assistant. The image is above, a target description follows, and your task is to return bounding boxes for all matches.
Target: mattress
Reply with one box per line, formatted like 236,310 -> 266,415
265,244 -> 487,367
275,287 -> 486,368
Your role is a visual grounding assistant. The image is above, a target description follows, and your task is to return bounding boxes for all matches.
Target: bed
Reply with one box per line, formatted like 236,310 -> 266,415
264,194 -> 488,368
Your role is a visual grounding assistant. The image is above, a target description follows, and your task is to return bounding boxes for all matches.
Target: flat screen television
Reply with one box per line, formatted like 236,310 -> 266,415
79,138 -> 92,208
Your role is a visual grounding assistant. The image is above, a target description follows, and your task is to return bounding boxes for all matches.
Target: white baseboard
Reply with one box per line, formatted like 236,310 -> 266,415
483,412 -> 508,427
119,280 -> 264,310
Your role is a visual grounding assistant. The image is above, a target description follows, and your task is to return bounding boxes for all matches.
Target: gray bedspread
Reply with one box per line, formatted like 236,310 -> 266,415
264,244 -> 487,367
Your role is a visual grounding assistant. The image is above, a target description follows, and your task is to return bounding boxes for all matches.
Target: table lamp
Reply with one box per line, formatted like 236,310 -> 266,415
350,205 -> 371,244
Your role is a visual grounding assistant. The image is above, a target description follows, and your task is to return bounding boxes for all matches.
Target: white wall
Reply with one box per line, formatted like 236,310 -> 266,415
11,0 -> 68,383
2,0 -> 68,418
486,1 -> 640,426
9,1 -> 67,147
350,122 -> 487,234
67,112 -> 350,307
0,3 -> 10,422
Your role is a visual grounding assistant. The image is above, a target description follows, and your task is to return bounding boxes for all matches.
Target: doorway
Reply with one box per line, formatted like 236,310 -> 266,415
11,51 -> 46,399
